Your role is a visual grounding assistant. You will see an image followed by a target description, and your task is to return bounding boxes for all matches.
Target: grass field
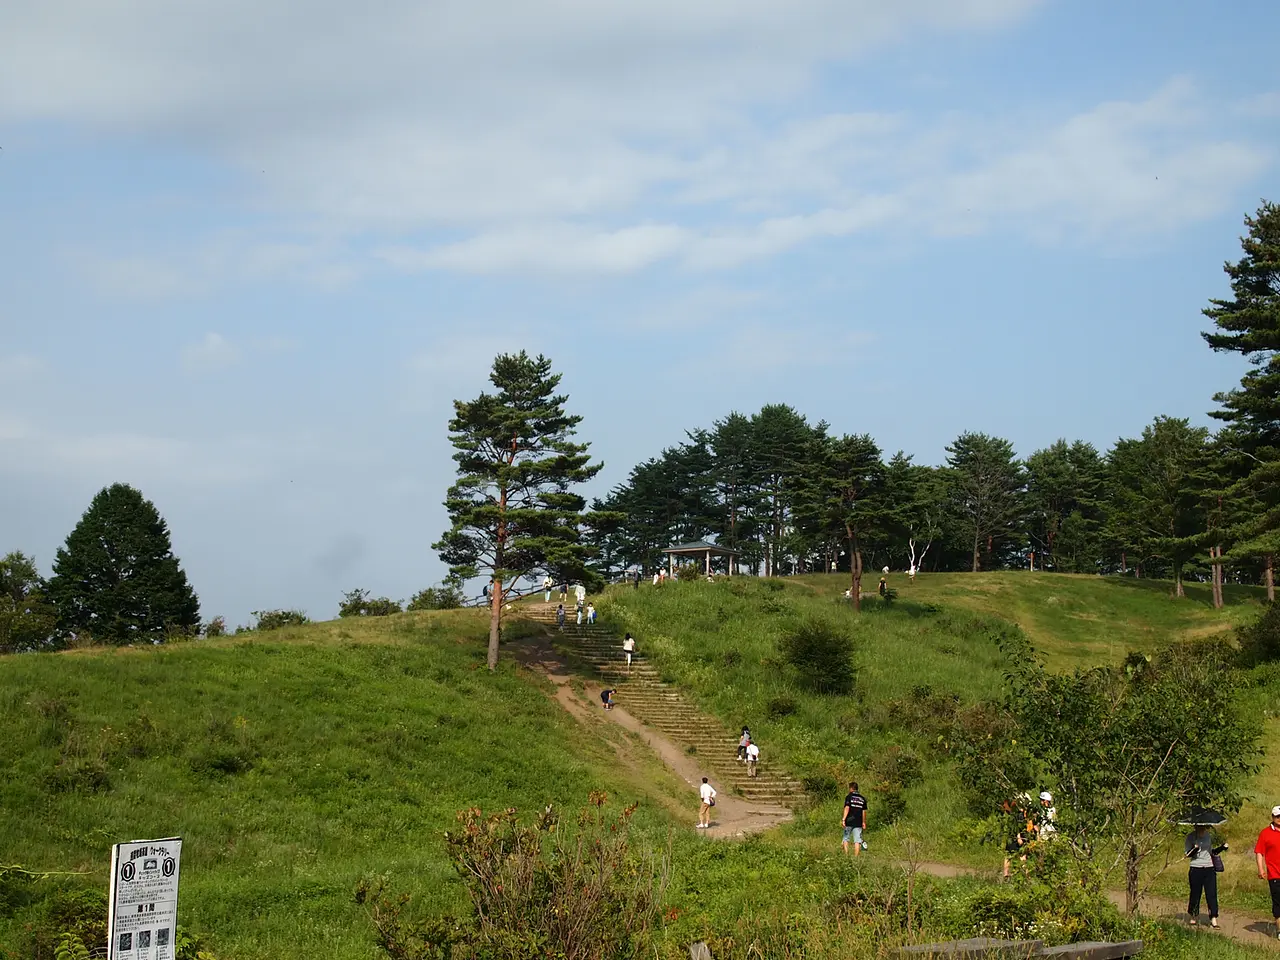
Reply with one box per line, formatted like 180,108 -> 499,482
3,574 -> 1279,959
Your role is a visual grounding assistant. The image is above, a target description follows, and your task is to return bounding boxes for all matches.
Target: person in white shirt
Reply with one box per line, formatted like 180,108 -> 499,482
587,603 -> 597,625
622,633 -> 636,668
746,742 -> 760,778
574,583 -> 586,605
543,575 -> 553,602
698,778 -> 716,828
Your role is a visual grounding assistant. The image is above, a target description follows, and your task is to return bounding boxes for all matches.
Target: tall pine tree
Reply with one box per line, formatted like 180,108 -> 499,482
945,432 -> 1026,572
1203,200 -> 1280,599
435,352 -> 601,669
47,484 -> 200,643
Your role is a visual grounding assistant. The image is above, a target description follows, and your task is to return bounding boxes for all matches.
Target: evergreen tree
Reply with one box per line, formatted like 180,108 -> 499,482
0,551 -> 59,653
435,352 -> 601,669
710,412 -> 764,571
1024,440 -> 1106,571
1203,200 -> 1280,599
751,404 -> 823,575
945,433 -> 1026,571
1104,417 -> 1210,595
47,484 -> 200,643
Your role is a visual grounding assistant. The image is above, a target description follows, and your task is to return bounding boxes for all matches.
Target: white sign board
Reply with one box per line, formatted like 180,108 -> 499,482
108,837 -> 182,960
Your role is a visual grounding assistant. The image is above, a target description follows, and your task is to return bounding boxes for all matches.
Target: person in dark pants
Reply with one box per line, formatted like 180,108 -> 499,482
1255,805 -> 1280,938
1186,824 -> 1226,926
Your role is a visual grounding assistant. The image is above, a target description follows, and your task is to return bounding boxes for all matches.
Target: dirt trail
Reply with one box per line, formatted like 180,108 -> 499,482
514,636 -> 792,838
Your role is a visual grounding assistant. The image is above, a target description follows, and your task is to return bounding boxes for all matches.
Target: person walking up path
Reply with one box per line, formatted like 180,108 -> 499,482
556,603 -> 566,632
746,741 -> 759,778
1187,824 -> 1226,927
698,777 -> 716,828
842,781 -> 867,855
559,581 -> 568,602
1255,805 -> 1280,938
587,602 -> 597,625
543,574 -> 553,602
622,633 -> 635,669
737,729 -> 751,762
576,600 -> 584,627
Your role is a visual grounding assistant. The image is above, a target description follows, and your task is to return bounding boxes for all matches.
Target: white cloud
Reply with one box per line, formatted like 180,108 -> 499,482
181,333 -> 239,373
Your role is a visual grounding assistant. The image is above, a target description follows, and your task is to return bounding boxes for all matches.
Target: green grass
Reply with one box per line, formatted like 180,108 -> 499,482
0,610 -> 670,959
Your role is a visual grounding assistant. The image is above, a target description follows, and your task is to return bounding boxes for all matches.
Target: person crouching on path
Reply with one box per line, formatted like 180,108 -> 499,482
746,741 -> 759,777
600,688 -> 615,710
698,777 -> 716,828
1187,824 -> 1226,927
622,633 -> 635,668
1256,805 -> 1280,937
842,781 -> 867,855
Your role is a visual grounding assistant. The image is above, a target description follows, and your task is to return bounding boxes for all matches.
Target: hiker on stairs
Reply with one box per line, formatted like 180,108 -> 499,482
556,603 -> 566,631
623,633 -> 636,669
587,602 -> 597,625
543,574 -> 553,602
746,741 -> 760,778
737,728 -> 751,761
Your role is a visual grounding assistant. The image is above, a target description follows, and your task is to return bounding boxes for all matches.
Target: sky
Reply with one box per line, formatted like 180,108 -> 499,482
2,0 -> 1278,625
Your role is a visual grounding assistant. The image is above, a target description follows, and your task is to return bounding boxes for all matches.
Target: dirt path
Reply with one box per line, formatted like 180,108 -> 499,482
909,861 -> 1280,950
514,636 -> 792,838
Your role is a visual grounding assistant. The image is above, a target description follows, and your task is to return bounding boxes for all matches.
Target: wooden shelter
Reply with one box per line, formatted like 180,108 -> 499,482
661,540 -> 739,577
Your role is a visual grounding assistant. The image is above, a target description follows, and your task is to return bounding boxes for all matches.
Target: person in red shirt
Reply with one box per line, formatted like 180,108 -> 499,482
1255,805 -> 1280,937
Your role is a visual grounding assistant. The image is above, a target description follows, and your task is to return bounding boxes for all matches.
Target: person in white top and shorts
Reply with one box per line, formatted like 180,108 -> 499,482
623,633 -> 636,668
698,778 -> 716,828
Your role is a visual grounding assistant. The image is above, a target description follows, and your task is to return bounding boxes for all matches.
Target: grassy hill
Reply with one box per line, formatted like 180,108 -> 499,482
3,576 -> 1277,959
0,611 -> 677,959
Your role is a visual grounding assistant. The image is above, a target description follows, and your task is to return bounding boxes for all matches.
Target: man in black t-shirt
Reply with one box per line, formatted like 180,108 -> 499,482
842,781 -> 868,855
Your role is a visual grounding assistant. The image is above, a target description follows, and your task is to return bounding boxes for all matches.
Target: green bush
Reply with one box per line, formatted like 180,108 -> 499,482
407,584 -> 463,611
869,745 -> 923,791
872,785 -> 907,825
202,615 -> 227,638
766,695 -> 797,719
251,609 -> 309,631
1238,601 -> 1280,666
675,563 -> 702,582
340,589 -> 403,617
777,617 -> 855,694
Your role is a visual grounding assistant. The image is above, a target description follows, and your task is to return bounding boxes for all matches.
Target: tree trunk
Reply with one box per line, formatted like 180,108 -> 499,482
1174,561 -> 1184,598
849,529 -> 863,613
986,534 -> 993,570
487,578 -> 502,670
1212,546 -> 1224,609
972,528 -> 981,573
1121,551 -> 1127,574
1125,842 -> 1140,915
1268,554 -> 1275,603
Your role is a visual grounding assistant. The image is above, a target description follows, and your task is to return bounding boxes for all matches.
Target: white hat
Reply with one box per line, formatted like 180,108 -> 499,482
1272,805 -> 1280,817
1039,791 -> 1053,803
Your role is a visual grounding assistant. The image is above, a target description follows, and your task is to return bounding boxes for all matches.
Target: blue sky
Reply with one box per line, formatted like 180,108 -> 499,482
2,0 -> 1277,625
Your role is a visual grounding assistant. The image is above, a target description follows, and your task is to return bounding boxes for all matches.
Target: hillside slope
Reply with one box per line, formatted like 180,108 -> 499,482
0,611 -> 676,960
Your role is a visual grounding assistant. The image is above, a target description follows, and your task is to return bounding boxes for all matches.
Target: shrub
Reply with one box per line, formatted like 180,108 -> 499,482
341,589 -> 403,617
407,584 -> 463,611
251,609 -> 309,631
766,695 -> 797,719
872,785 -> 907,825
675,563 -> 702,582
202,616 -> 227,638
356,795 -> 668,960
1238,601 -> 1280,666
869,745 -> 924,791
777,618 -> 855,694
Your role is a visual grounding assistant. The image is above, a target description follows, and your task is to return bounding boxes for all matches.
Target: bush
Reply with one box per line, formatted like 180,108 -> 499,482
340,589 -> 403,618
675,563 -> 702,582
1238,601 -> 1280,666
777,618 -> 855,694
202,616 -> 227,638
869,745 -> 923,791
356,795 -> 668,960
872,785 -> 908,825
766,695 -> 797,719
407,584 -> 463,611
251,609 -> 309,631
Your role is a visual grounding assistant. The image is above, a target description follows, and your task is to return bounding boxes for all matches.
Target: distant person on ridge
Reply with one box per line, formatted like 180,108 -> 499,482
698,777 -> 716,828
556,603 -> 565,631
622,633 -> 635,668
842,781 -> 868,855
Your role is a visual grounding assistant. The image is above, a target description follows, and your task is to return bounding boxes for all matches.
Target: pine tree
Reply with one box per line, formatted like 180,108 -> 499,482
47,484 -> 200,643
435,352 -> 601,669
945,433 -> 1026,572
1203,201 -> 1280,599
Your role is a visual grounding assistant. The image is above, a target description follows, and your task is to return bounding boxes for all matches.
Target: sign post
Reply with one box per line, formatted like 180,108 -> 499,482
107,837 -> 182,960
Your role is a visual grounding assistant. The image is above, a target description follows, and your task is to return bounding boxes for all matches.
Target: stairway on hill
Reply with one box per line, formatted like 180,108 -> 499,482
519,602 -> 805,807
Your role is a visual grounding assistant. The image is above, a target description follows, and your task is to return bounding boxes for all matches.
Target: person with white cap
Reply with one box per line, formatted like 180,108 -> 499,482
1035,791 -> 1057,840
1255,805 -> 1280,937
